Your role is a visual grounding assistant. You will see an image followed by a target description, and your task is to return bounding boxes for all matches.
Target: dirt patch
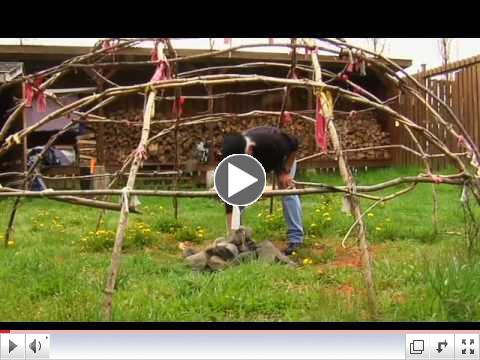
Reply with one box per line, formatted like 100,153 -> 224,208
392,291 -> 408,305
337,284 -> 355,297
314,244 -> 384,271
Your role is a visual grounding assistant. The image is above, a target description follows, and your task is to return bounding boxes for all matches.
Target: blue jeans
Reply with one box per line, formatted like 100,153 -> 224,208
282,161 -> 304,245
239,160 -> 304,245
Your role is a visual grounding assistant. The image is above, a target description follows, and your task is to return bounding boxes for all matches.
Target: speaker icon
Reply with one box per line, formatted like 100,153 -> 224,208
29,338 -> 41,354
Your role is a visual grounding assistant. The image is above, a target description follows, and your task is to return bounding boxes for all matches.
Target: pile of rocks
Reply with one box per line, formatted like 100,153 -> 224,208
183,227 -> 296,271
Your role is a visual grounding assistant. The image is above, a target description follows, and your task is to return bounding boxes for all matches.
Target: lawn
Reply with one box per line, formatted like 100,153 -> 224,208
1,166 -> 479,321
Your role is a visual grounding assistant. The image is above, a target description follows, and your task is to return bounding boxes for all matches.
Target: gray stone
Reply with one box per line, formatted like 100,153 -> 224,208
206,243 -> 237,261
256,241 -> 297,267
182,248 -> 197,258
256,241 -> 278,263
213,237 -> 226,246
220,242 -> 240,258
227,227 -> 256,252
208,255 -> 228,271
185,251 -> 208,270
234,251 -> 257,263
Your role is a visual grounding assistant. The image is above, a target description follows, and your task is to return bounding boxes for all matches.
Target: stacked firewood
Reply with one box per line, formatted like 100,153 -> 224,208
80,109 -> 391,165
76,133 -> 97,167
333,111 -> 391,160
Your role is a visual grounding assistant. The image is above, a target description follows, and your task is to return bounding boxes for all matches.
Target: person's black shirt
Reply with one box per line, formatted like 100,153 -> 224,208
243,126 -> 299,174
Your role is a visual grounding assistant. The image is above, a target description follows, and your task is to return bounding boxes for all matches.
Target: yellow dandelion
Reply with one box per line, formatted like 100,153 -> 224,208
367,213 -> 374,217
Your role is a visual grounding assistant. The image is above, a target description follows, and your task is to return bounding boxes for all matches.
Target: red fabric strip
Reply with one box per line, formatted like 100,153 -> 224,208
34,77 -> 46,113
25,78 -> 46,112
151,40 -> 160,62
25,83 -> 34,107
172,96 -> 186,117
151,60 -> 172,82
281,111 -> 293,126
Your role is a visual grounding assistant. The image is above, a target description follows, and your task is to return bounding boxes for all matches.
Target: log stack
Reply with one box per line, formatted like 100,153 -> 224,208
76,132 -> 97,167
78,108 -> 391,166
333,111 -> 391,160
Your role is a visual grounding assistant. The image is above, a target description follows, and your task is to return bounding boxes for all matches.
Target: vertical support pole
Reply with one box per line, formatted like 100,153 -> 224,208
421,64 -> 439,236
22,82 -> 28,174
103,90 -> 156,320
173,88 -> 180,220
309,45 -> 377,319
5,82 -> 27,247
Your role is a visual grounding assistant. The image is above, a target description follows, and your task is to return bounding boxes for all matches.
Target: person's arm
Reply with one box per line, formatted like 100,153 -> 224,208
278,151 -> 297,189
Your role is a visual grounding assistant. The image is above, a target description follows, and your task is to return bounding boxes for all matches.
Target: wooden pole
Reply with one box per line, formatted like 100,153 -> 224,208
103,89 -> 156,320
421,64 -> 439,236
309,44 -> 377,318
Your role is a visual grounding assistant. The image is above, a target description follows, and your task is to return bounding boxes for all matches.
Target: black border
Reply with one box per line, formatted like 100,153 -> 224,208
2,6 -> 480,332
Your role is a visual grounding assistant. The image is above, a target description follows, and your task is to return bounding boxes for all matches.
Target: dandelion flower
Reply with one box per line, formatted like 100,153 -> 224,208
303,258 -> 313,265
367,213 -> 374,217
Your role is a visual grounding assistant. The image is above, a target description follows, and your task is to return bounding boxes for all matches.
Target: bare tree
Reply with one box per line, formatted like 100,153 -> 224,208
367,38 -> 387,55
438,38 -> 454,81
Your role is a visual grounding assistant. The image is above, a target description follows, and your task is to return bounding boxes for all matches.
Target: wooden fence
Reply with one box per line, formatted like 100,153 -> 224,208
393,54 -> 480,169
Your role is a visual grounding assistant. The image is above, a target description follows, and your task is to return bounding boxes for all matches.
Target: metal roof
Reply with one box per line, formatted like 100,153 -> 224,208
0,45 -> 412,71
0,62 -> 23,83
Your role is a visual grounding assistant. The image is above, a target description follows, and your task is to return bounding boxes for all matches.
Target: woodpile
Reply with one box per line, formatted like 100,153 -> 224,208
333,111 -> 391,160
78,108 -> 391,166
76,132 -> 97,167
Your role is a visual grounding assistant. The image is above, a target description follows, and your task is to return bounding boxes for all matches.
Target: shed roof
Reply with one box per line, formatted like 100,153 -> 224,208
0,62 -> 23,83
0,45 -> 412,71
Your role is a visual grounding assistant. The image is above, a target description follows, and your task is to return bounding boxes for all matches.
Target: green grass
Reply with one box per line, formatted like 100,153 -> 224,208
1,166 -> 479,321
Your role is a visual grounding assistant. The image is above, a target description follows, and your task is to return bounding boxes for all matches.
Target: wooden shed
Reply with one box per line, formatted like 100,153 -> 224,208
0,44 -> 412,186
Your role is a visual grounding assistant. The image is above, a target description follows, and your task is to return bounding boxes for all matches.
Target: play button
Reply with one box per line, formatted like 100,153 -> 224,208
9,340 -> 17,353
214,154 -> 266,206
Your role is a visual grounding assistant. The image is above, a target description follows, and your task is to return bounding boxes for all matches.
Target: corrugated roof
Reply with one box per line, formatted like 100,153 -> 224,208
0,45 -> 412,70
0,62 -> 23,83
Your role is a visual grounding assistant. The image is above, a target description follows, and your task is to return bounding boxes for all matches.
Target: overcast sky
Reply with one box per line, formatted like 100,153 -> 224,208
1,38 -> 479,74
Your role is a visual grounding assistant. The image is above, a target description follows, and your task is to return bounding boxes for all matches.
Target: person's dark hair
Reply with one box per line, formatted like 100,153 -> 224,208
221,134 -> 246,159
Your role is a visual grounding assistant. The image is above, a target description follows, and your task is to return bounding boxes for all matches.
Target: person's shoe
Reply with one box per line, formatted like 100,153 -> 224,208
284,243 -> 302,256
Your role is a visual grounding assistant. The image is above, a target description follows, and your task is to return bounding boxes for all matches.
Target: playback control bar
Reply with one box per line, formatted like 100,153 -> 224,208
406,334 -> 479,360
0,334 -> 49,359
1,331 -> 479,360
